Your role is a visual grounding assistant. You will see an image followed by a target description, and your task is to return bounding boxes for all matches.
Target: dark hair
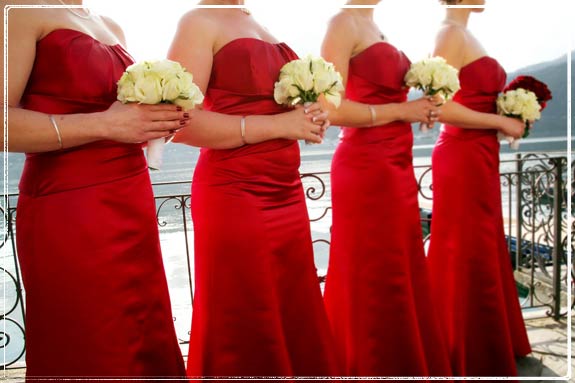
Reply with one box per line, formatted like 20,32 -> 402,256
439,0 -> 460,4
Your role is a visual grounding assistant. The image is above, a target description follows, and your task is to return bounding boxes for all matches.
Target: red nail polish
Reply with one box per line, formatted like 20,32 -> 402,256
184,112 -> 190,119
180,120 -> 186,126
176,106 -> 183,112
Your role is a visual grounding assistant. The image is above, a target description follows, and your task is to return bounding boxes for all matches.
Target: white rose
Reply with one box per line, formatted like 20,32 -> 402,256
274,77 -> 293,105
185,81 -> 204,104
134,72 -> 163,104
404,65 -> 422,88
325,90 -> 342,108
150,59 -> 185,78
175,82 -> 204,110
117,72 -> 138,103
432,69 -> 449,90
292,61 -> 314,92
313,71 -> 333,94
162,76 -> 183,101
130,61 -> 154,84
497,94 -> 510,115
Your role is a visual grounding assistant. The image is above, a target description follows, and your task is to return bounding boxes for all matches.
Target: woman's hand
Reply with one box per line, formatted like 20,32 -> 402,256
297,102 -> 330,141
275,103 -> 326,144
499,116 -> 525,139
99,102 -> 191,143
398,97 -> 440,124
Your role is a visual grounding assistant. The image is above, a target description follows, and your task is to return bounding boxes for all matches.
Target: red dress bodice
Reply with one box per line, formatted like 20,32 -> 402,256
443,56 -> 507,138
341,42 -> 412,143
19,29 -> 144,197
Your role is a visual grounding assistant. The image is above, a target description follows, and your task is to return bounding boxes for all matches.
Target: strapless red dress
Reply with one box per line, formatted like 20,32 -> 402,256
187,38 -> 338,377
323,42 -> 452,376
427,56 -> 532,376
16,29 -> 185,379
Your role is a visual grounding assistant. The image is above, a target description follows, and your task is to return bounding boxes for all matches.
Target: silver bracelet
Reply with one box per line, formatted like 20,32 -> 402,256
368,105 -> 377,127
49,115 -> 63,150
240,116 -> 247,144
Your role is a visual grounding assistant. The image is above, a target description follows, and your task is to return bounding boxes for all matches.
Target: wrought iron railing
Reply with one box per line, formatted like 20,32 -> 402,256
1,152 -> 572,368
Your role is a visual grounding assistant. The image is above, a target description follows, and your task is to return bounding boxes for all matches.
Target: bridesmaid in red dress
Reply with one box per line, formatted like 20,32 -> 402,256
428,0 -> 532,376
6,1 -> 188,379
320,0 -> 452,376
167,0 -> 338,377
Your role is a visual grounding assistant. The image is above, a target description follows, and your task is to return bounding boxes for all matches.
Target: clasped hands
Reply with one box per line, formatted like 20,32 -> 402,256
296,101 -> 330,143
421,94 -> 443,128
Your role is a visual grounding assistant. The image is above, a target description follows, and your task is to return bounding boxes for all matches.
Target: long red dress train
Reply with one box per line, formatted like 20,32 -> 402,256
16,29 -> 185,379
187,38 -> 339,377
323,42 -> 452,376
427,56 -> 532,376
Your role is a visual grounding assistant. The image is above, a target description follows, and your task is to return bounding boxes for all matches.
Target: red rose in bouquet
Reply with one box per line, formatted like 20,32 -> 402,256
504,75 -> 552,110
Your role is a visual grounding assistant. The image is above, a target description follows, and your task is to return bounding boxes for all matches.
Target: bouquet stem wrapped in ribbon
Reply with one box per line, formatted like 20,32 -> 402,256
117,59 -> 204,170
404,56 -> 460,132
496,75 -> 552,150
274,55 -> 344,143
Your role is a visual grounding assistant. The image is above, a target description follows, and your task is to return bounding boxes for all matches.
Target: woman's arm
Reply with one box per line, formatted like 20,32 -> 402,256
437,100 -> 524,137
320,12 -> 436,128
4,9 -> 189,153
433,25 -> 524,138
167,10 -> 324,149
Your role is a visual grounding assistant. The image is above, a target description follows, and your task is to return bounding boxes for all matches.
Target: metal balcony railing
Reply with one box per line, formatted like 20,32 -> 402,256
1,152 -> 572,368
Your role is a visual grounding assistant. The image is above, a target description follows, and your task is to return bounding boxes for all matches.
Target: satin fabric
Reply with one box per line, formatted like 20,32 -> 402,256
428,56 -> 532,376
17,29 -> 185,379
323,42 -> 452,376
187,38 -> 339,377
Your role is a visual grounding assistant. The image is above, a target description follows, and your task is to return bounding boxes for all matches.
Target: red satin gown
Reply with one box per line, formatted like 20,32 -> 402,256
323,42 -> 452,376
427,56 -> 532,376
187,38 -> 338,377
16,29 -> 185,379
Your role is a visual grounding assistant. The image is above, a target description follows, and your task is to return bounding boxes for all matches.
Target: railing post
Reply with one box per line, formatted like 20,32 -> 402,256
515,153 -> 523,270
551,157 -> 563,320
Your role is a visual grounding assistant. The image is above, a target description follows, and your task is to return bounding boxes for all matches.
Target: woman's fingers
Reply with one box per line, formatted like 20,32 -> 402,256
145,110 -> 191,122
427,94 -> 444,106
302,102 -> 323,115
148,119 -> 191,132
309,111 -> 329,125
145,103 -> 184,112
305,131 -> 322,144
424,104 -> 441,123
306,120 -> 322,135
428,109 -> 440,123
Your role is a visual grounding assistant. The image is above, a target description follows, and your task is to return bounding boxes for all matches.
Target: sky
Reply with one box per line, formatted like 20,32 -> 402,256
83,0 -> 574,72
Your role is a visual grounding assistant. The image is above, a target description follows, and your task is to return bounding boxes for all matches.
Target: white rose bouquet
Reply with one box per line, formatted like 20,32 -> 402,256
404,56 -> 460,132
496,75 -> 552,150
496,89 -> 540,149
274,55 -> 344,108
117,59 -> 204,170
274,55 -> 343,144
